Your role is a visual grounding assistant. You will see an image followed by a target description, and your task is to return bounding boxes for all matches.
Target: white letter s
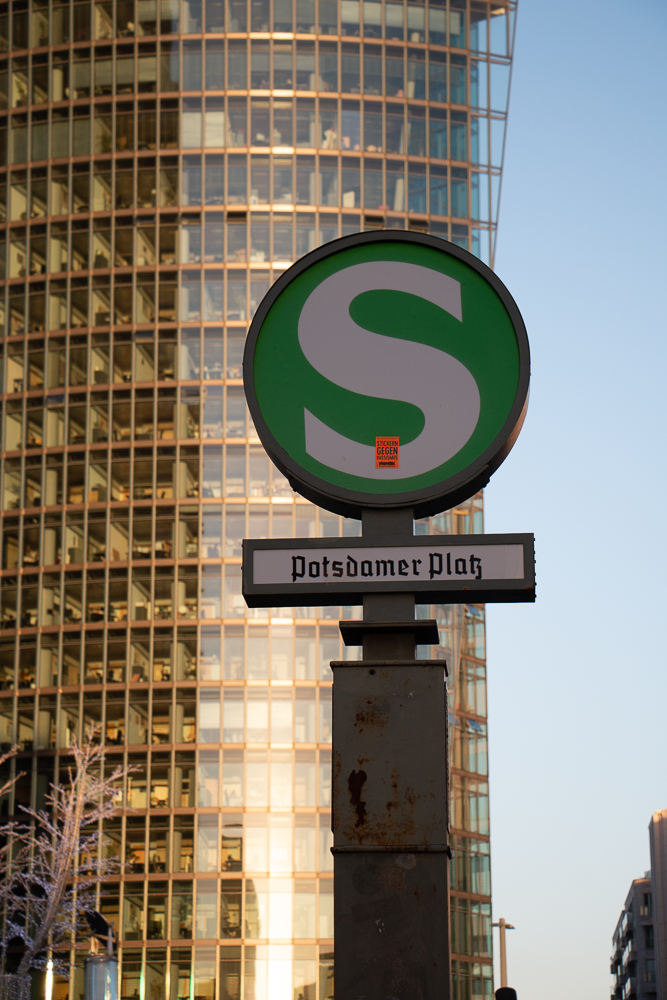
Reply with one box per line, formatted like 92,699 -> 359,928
297,261 -> 480,480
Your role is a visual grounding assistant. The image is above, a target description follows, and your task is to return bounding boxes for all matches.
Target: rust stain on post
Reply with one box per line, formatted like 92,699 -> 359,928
354,697 -> 390,735
348,768 -> 368,827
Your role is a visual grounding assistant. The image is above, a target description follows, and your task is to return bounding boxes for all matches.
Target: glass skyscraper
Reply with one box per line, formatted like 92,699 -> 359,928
0,0 -> 515,996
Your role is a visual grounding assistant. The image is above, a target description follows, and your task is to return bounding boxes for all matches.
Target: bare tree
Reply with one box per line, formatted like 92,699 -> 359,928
0,747 -> 25,910
0,727 -> 131,977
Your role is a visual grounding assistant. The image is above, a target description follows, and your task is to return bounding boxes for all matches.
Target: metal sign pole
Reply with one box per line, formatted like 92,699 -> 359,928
492,917 -> 515,988
331,508 -> 452,1000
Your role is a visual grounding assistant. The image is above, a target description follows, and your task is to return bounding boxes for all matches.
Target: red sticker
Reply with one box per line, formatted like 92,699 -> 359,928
376,437 -> 399,469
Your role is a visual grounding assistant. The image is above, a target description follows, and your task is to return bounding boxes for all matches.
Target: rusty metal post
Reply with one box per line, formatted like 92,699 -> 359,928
332,508 -> 452,1000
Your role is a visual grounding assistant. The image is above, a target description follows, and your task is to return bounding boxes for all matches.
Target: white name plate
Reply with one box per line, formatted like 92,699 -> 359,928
242,533 -> 535,608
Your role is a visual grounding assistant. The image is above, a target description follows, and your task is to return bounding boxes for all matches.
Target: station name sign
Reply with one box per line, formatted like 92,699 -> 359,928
243,533 -> 535,607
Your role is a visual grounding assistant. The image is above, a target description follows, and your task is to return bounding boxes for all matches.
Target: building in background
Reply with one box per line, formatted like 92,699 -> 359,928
0,0 -> 516,996
650,810 -> 667,998
611,875 -> 656,1000
611,811 -> 667,1000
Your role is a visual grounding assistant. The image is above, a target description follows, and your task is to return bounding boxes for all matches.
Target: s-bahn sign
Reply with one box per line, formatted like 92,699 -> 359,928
242,232 -> 534,996
243,231 -> 530,519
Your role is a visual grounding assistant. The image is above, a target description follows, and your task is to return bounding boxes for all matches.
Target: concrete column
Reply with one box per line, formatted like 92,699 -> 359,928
39,648 -> 54,686
43,527 -> 57,566
40,585 -> 54,626
44,467 -> 58,506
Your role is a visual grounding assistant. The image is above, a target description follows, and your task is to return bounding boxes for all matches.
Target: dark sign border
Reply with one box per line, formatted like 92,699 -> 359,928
242,532 -> 535,607
243,231 -> 530,520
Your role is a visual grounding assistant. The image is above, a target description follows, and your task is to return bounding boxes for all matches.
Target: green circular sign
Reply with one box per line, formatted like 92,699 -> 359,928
244,231 -> 529,519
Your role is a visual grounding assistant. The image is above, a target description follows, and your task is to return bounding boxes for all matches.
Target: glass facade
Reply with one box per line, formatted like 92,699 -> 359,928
0,0 -> 515,996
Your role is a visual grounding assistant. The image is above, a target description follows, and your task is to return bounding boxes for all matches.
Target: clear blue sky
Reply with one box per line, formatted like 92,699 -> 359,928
485,1 -> 667,996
